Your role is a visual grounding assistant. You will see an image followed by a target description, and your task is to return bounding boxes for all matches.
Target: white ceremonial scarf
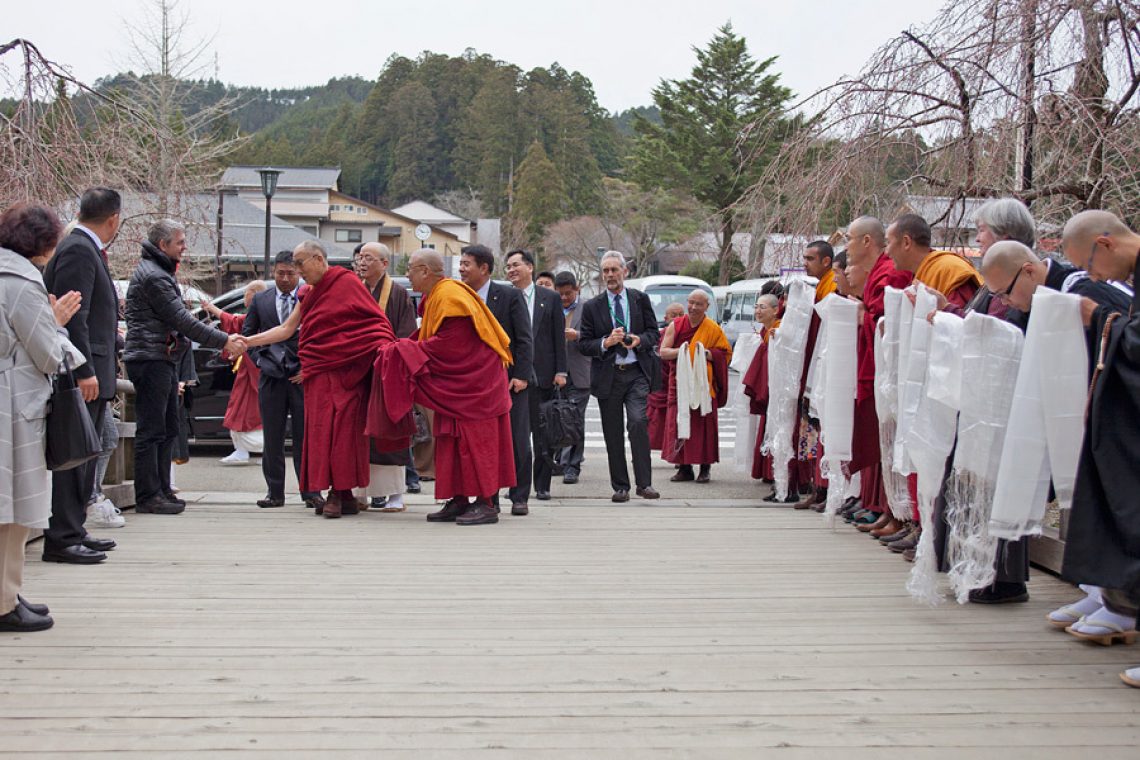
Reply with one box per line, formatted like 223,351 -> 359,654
813,294 -> 859,524
674,340 -> 711,441
762,279 -> 815,498
730,332 -> 763,472
896,286 -> 938,476
944,312 -> 1025,602
875,287 -> 914,520
989,288 -> 1088,539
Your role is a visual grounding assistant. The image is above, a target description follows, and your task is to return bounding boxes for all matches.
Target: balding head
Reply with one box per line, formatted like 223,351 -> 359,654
243,279 -> 268,309
846,216 -> 886,268
981,240 -> 1039,277
981,240 -> 1045,312
664,302 -> 685,321
1062,210 -> 1139,280
754,293 -> 779,327
408,247 -> 445,295
356,241 -> 393,284
685,289 -> 710,324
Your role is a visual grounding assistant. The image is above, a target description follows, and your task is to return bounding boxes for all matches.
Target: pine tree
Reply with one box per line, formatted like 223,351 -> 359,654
511,140 -> 566,245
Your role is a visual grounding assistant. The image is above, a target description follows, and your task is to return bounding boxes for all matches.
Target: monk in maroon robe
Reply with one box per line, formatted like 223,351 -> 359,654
204,283 -> 266,461
648,302 -> 685,451
369,249 -> 515,527
743,294 -> 781,484
659,290 -> 732,482
246,241 -> 405,518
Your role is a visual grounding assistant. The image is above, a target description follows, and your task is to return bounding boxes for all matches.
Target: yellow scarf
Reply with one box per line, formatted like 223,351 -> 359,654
914,249 -> 982,297
685,317 -> 733,398
419,279 -> 513,367
815,268 -> 837,302
762,318 -> 781,345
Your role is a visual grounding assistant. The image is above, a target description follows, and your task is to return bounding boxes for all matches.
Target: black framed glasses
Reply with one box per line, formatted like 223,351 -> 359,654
996,267 -> 1024,300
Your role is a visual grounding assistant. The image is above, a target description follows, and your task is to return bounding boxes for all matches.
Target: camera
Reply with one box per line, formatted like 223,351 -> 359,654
621,335 -> 635,347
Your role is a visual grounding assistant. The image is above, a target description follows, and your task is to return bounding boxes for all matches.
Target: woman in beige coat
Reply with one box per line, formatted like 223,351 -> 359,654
0,203 -> 83,633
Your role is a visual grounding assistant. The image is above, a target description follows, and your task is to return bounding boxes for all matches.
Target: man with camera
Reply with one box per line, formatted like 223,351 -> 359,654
577,251 -> 661,502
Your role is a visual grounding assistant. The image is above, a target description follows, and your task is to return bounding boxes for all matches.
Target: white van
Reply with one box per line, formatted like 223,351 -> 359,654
623,275 -> 718,327
720,271 -> 817,346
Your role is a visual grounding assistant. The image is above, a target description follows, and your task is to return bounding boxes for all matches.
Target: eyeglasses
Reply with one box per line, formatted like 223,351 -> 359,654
996,266 -> 1023,300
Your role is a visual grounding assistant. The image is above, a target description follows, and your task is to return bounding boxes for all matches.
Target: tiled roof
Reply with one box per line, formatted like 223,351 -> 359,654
221,165 -> 341,190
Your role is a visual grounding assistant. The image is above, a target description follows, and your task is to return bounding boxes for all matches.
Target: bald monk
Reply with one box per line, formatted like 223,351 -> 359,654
245,241 -> 403,519
887,213 -> 982,310
660,290 -> 733,482
743,293 -> 781,485
370,249 -> 515,526
204,281 -> 267,465
648,301 -> 685,451
845,215 -> 913,534
1051,211 -> 1140,685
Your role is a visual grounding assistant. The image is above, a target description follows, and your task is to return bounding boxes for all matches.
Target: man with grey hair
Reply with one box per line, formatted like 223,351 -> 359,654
578,251 -> 661,501
124,219 -> 246,514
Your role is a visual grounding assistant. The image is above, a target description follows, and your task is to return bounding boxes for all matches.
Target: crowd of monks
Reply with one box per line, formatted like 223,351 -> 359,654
732,203 -> 1139,690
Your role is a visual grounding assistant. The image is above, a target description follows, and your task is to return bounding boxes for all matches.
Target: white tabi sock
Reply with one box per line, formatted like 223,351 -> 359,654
1069,604 -> 1137,635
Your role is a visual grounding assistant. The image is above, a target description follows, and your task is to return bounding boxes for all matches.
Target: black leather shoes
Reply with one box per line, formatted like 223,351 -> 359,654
456,501 -> 499,525
0,603 -> 53,632
535,491 -> 551,501
303,496 -> 325,510
406,483 -> 422,494
612,490 -> 630,503
427,497 -> 471,522
671,466 -> 695,482
636,486 -> 660,500
82,537 -> 116,552
136,497 -> 184,515
43,544 -> 106,564
18,596 -> 48,616
257,496 -> 285,508
162,492 -> 187,507
562,472 -> 579,484
696,466 -> 710,484
511,503 -> 529,516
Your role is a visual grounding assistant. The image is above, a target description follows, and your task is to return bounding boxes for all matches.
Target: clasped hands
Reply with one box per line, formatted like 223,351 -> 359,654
224,334 -> 249,356
603,327 -> 639,350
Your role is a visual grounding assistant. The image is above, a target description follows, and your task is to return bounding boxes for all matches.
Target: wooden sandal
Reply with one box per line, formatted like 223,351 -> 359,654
1046,605 -> 1089,629
1065,617 -> 1139,646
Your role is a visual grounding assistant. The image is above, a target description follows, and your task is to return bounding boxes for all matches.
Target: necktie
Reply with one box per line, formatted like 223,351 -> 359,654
525,287 -> 534,324
613,293 -> 625,328
279,292 -> 291,324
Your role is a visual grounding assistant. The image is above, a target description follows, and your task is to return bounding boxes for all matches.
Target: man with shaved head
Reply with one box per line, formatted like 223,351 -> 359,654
355,242 -> 416,339
844,215 -> 914,531
1052,211 -> 1140,687
246,241 -> 403,518
659,289 -> 732,483
743,293 -> 782,484
648,302 -> 686,452
372,247 -> 515,526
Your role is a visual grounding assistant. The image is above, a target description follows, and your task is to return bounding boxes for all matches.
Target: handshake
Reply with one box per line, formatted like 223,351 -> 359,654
225,334 -> 249,356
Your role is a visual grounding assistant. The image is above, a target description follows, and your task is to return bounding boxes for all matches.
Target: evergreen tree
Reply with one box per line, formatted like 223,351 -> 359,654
631,23 -> 793,284
511,140 -> 566,245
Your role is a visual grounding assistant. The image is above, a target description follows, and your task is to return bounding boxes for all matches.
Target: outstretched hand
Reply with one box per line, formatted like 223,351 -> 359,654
225,334 -> 248,356
50,291 -> 82,327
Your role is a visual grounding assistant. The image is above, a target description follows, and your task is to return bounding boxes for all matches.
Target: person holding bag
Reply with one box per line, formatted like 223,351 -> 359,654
0,203 -> 85,633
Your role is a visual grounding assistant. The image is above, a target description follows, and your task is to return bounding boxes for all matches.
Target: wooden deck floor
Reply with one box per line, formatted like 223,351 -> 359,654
2,494 -> 1138,758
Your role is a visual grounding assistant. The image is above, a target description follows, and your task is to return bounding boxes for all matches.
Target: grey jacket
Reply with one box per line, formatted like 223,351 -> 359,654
124,242 -> 228,363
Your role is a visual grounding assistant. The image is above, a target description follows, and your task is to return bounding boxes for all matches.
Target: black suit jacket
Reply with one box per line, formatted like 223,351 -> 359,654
43,228 -> 119,398
485,281 -> 534,384
577,287 -> 660,399
527,285 -> 568,389
243,286 -> 301,380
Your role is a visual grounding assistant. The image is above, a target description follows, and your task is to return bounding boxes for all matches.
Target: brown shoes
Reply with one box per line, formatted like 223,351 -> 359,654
870,518 -> 903,538
511,503 -> 529,516
857,512 -> 892,533
456,500 -> 499,526
636,486 -> 660,500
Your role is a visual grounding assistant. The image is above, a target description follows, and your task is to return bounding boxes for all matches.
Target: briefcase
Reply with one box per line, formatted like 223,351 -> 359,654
45,357 -> 102,471
537,389 -> 582,451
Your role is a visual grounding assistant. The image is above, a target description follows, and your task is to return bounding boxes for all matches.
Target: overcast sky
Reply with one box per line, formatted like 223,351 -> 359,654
8,0 -> 949,112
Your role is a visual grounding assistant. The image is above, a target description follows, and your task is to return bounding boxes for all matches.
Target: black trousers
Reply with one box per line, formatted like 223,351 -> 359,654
44,398 -> 107,549
597,365 -> 652,492
506,386 -> 532,505
529,385 -> 556,493
126,360 -> 179,504
258,374 -> 312,500
559,386 -> 591,475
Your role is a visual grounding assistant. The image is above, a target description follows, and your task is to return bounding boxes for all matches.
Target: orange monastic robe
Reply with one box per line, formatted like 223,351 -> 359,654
662,316 -> 733,466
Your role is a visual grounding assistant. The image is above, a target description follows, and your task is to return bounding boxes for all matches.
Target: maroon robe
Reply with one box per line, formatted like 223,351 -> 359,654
661,316 -> 729,466
217,312 -> 261,433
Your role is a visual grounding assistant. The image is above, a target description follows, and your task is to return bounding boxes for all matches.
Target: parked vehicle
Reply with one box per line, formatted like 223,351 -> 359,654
720,271 -> 817,347
623,275 -> 719,328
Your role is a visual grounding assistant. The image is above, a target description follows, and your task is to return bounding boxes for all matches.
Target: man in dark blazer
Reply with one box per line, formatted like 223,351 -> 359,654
41,187 -> 123,565
243,250 -> 322,509
505,249 -> 567,502
459,244 -> 534,515
555,271 -> 592,484
578,251 -> 661,502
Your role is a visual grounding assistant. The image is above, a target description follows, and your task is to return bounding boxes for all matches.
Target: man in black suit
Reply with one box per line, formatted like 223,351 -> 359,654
458,244 -> 534,515
578,251 -> 661,502
243,250 -> 322,509
505,249 -> 567,502
41,188 -> 123,565
554,271 -> 592,484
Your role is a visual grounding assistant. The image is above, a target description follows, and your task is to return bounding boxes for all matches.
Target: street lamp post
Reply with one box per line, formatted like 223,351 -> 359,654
258,168 -> 283,278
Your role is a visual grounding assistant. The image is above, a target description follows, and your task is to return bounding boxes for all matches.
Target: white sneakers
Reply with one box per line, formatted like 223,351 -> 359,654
219,450 -> 251,466
86,498 -> 126,529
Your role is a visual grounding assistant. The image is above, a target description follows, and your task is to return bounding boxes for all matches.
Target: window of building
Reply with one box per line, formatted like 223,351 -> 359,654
330,204 -> 341,212
357,207 -> 367,215
335,229 -> 363,243
424,243 -> 436,250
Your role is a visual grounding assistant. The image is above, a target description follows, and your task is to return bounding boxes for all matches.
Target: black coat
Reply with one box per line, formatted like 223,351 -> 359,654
577,287 -> 660,399
1005,258 -> 1132,331
1062,257 -> 1140,595
529,285 -> 568,389
123,242 -> 228,363
484,281 -> 534,384
42,228 -> 119,398
243,285 -> 301,380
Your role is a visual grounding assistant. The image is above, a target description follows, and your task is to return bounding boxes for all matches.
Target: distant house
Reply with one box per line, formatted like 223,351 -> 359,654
898,194 -> 988,248
392,200 -> 474,243
323,191 -> 463,258
220,165 -> 342,236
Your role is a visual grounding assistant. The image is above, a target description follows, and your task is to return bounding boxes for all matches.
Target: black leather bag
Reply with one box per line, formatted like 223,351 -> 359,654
538,389 -> 583,451
45,357 -> 102,471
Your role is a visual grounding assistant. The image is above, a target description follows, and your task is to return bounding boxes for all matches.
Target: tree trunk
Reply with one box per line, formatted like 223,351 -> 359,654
717,213 -> 735,286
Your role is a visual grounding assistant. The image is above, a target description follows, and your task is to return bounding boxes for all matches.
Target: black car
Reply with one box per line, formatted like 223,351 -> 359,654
186,276 -> 419,442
